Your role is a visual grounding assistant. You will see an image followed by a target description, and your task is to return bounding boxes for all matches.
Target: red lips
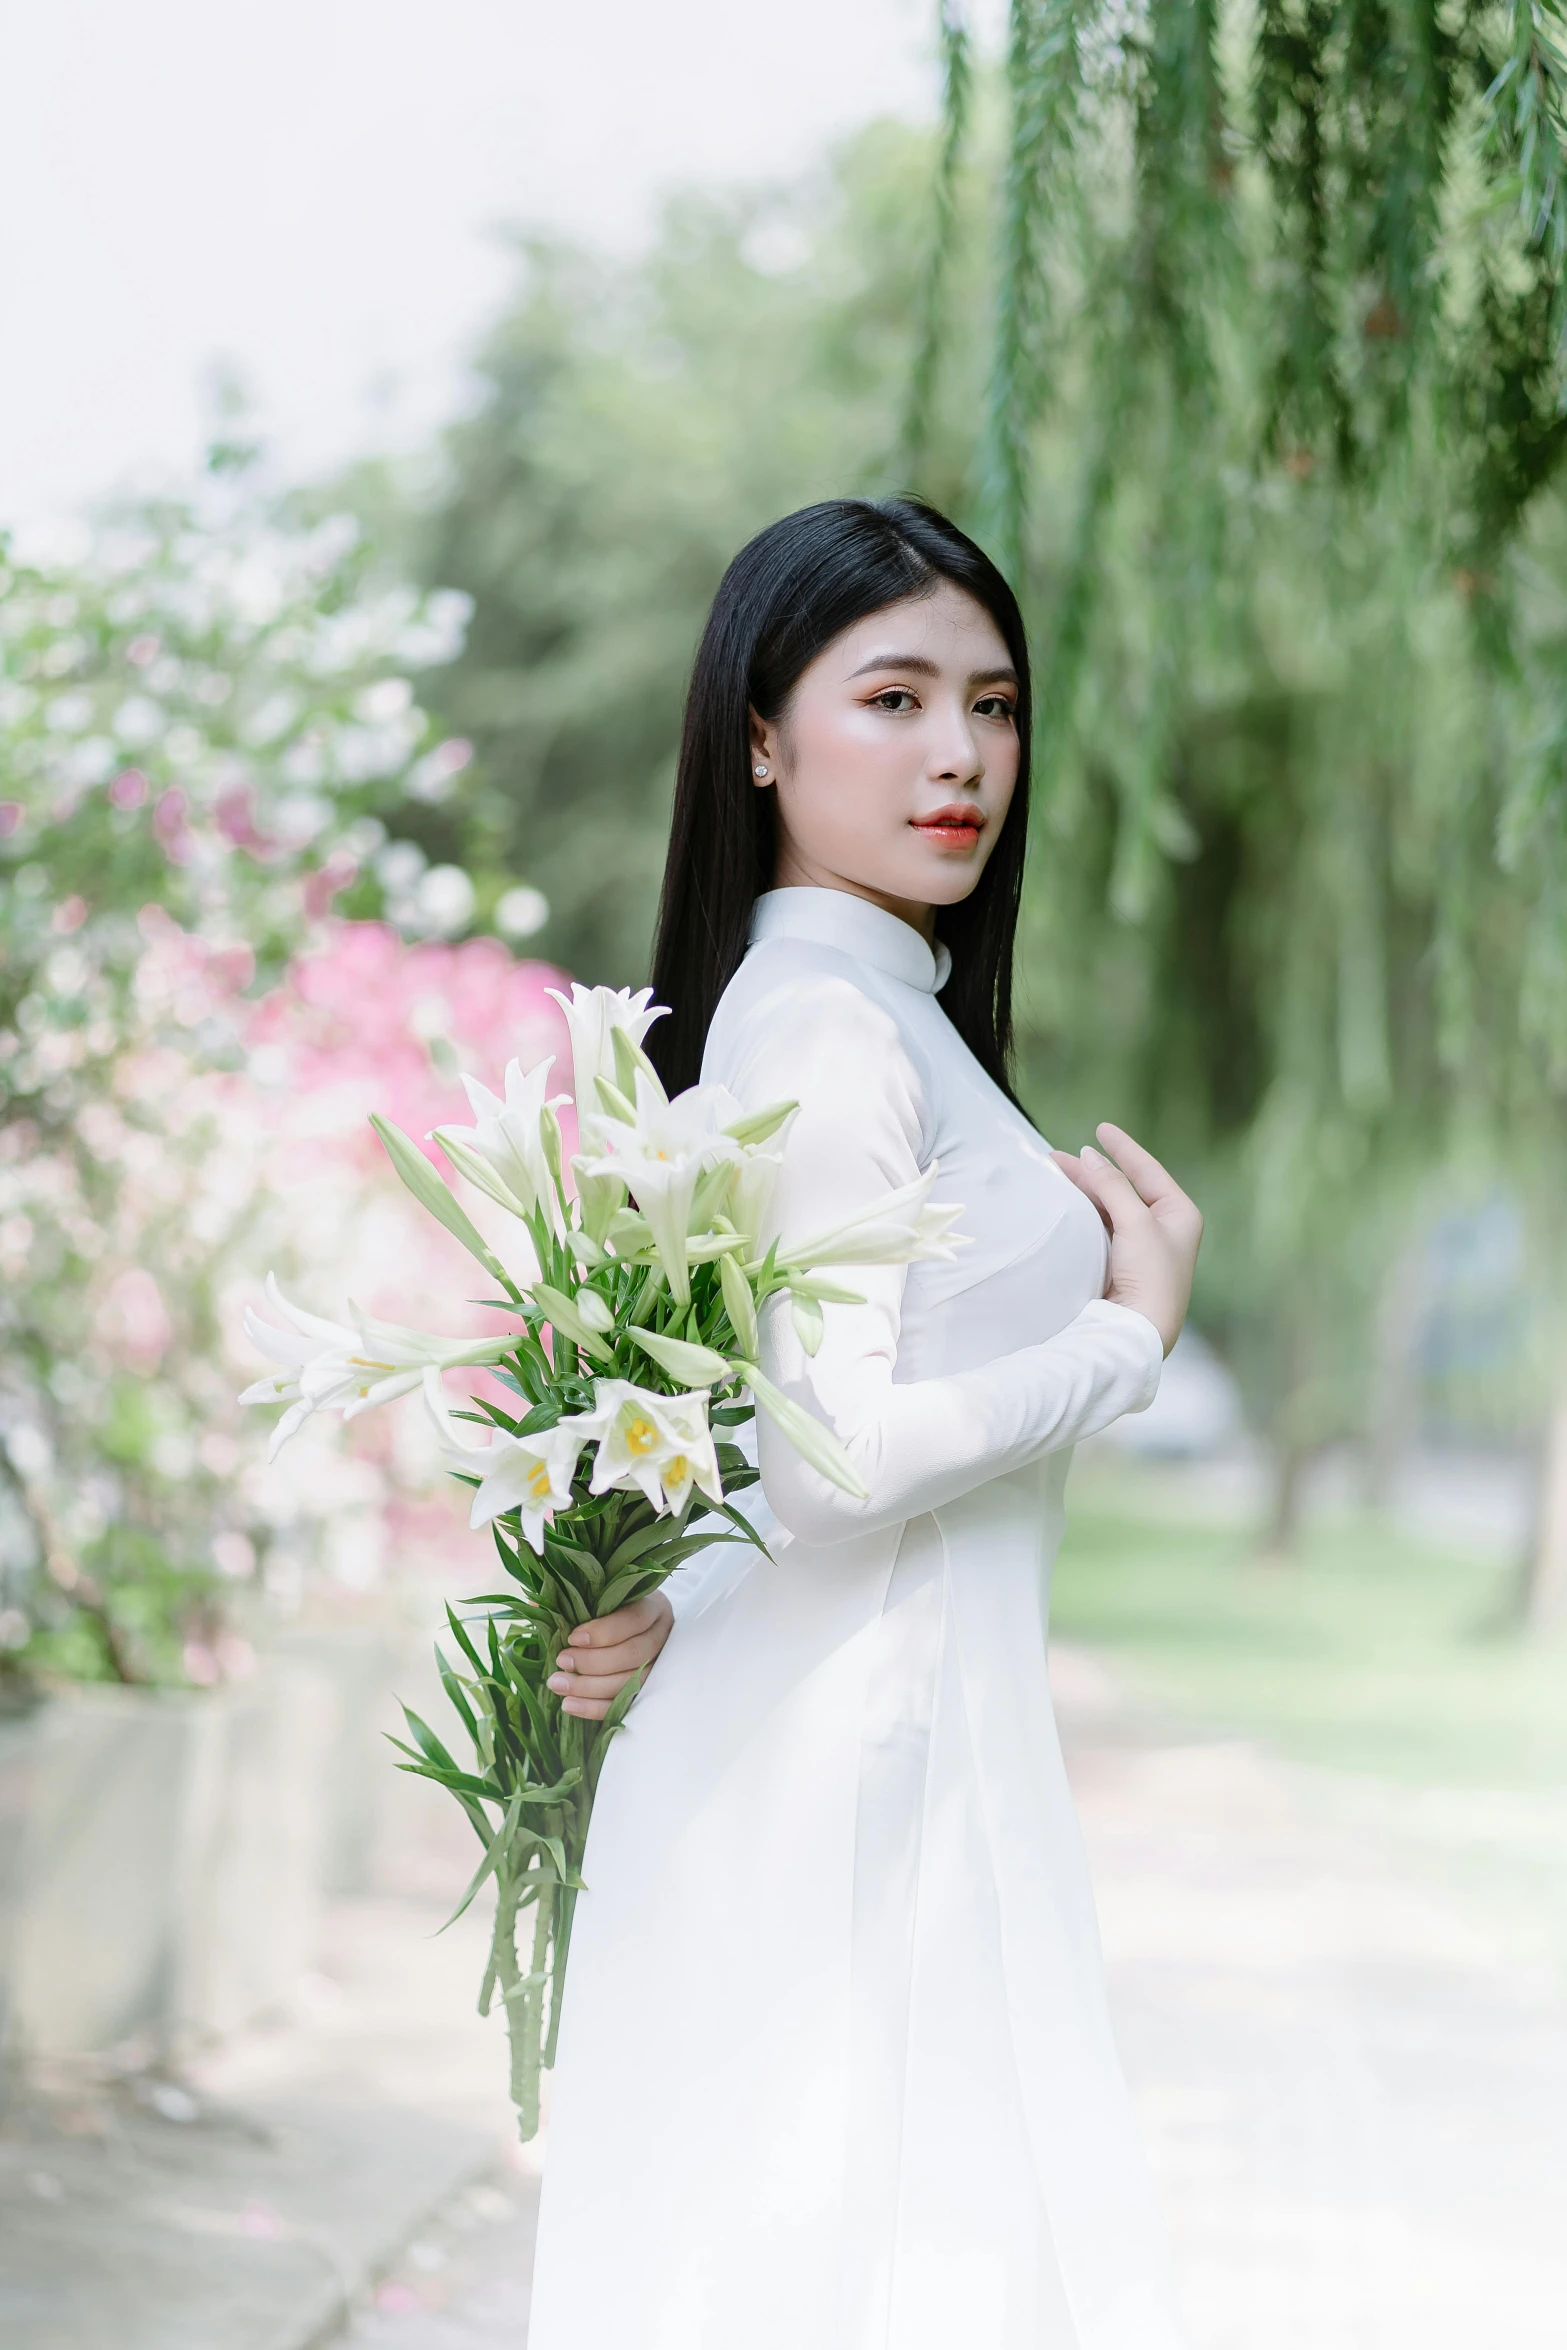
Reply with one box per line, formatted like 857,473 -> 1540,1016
911,803 -> 986,849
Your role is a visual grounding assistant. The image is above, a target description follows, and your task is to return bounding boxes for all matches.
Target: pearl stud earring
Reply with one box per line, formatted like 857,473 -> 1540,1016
753,764 -> 768,777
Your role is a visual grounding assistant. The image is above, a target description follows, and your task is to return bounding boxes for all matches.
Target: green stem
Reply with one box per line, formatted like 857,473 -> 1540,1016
544,1878 -> 576,2069
490,1864 -> 549,2141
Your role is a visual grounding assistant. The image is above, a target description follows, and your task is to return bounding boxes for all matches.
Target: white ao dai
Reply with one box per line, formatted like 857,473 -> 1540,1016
528,886 -> 1191,2350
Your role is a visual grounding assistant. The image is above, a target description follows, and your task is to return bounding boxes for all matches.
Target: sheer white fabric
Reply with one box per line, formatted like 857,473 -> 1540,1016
529,887 -> 1191,2350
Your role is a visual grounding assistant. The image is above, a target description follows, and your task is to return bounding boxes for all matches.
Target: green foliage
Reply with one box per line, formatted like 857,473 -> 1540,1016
928,2 -> 1567,1500
414,127 -> 942,986
1055,1474 -> 1567,1791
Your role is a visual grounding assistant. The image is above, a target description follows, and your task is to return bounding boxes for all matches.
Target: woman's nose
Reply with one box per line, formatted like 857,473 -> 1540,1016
930,717 -> 983,784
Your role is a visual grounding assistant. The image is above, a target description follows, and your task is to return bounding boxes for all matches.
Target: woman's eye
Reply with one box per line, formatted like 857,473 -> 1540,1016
869,688 -> 919,712
974,694 -> 1015,721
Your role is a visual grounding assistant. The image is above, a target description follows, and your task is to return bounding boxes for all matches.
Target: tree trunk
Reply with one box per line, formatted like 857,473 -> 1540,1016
1,1453 -> 143,1684
1256,1434 -> 1311,1565
1364,1236 -> 1425,1512
1515,1382 -> 1567,1631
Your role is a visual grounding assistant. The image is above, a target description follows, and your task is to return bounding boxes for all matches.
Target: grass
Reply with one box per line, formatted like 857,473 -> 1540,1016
1053,1465 -> 1567,1792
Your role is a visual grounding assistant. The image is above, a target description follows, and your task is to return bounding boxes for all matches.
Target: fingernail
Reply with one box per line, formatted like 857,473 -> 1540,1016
548,1674 -> 571,1693
1081,1144 -> 1103,1164
554,1653 -> 575,1671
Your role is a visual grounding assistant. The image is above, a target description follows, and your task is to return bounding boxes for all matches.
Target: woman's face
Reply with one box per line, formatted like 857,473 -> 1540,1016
752,581 -> 1021,939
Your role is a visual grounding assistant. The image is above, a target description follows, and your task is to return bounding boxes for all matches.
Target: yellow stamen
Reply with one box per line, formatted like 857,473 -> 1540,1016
526,1463 -> 552,1500
623,1414 -> 659,1455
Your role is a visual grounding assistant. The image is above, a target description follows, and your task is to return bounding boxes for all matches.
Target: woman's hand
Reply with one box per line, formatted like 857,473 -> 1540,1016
546,1591 -> 675,1720
1051,1120 -> 1203,1357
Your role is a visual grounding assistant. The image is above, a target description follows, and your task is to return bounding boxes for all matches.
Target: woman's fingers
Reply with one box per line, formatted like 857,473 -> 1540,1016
560,1690 -> 623,1720
1091,1121 -> 1175,1205
566,1593 -> 664,1654
553,1631 -> 657,1681
1071,1141 -> 1153,1232
558,1668 -> 645,1719
1049,1148 -> 1113,1234
548,1590 -> 674,1716
1055,1123 -> 1203,1356
1094,1121 -> 1202,1234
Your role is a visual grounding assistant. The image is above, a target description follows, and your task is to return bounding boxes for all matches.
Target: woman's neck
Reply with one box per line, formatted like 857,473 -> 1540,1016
768,862 -> 937,946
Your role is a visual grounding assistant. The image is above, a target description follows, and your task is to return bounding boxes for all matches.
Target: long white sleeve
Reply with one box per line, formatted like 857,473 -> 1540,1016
728,969 -> 1163,1549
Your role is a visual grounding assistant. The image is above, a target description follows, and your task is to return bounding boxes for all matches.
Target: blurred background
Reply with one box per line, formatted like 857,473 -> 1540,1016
2,3 -> 1565,2345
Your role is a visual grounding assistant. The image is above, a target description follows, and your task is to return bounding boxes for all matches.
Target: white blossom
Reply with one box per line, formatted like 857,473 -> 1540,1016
423,1369 -> 583,1549
572,1378 -> 724,1515
432,1057 -> 570,1223
240,1274 -> 513,1460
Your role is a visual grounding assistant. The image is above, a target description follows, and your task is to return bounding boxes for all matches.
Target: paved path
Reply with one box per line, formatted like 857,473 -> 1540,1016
7,1646 -> 1562,2347
1056,1645 -> 1567,2350
327,1645 -> 1567,2350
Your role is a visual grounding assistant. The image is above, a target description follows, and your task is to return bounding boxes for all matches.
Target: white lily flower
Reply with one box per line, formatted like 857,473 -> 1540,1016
423,1369 -> 583,1548
576,1074 -> 744,1305
777,1163 -> 968,1271
574,1378 -> 724,1515
240,1275 -> 514,1459
239,1276 -> 359,1459
545,982 -> 665,1122
431,1057 -> 570,1225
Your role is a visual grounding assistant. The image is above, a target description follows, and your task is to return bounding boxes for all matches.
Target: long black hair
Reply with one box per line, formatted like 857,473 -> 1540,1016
646,497 -> 1033,1100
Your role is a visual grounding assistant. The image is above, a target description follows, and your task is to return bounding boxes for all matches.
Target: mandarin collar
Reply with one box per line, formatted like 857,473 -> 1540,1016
749,887 -> 952,994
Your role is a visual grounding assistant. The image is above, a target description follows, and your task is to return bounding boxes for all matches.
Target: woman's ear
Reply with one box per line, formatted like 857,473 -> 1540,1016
748,707 -> 779,789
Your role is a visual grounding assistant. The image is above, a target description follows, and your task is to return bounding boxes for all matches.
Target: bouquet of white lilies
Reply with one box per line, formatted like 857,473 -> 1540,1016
241,983 -> 961,2137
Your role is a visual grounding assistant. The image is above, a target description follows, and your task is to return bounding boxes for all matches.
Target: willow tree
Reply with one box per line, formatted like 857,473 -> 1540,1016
910,1 -> 1567,1597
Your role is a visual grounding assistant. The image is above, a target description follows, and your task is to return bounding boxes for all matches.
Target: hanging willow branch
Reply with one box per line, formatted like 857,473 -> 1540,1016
963,0 -> 1567,554
976,0 -> 1087,582
916,0 -> 1567,1574
899,0 -> 973,487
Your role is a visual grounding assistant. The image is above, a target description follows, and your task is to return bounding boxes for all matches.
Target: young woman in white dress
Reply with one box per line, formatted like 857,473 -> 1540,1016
527,499 -> 1203,2350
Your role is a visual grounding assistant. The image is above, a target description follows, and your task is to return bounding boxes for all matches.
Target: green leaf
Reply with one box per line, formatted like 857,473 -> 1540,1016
601,1662 -> 646,1728
593,1568 -> 652,1614
601,1511 -> 681,1578
437,1652 -> 479,1746
397,1702 -> 464,1779
720,1499 -> 770,1552
444,1607 -> 488,1679
440,1784 -> 528,1930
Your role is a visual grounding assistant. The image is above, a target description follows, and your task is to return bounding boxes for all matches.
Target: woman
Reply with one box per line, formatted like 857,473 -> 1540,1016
528,499 -> 1202,2350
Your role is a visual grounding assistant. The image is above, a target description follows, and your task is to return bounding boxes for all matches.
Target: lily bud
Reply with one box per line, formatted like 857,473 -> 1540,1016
630,1329 -> 732,1387
719,1250 -> 760,1357
531,1283 -> 615,1363
789,1290 -> 825,1356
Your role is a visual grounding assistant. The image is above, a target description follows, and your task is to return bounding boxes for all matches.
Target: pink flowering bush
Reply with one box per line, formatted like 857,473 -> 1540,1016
226,925 -> 576,1602
248,922 -> 575,1187
0,495 -> 556,1688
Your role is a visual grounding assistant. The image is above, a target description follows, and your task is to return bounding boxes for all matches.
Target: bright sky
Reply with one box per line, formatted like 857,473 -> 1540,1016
0,0 -> 981,522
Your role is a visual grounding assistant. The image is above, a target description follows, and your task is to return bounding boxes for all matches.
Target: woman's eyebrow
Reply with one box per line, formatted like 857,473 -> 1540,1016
847,651 -> 940,677
846,652 -> 1019,687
